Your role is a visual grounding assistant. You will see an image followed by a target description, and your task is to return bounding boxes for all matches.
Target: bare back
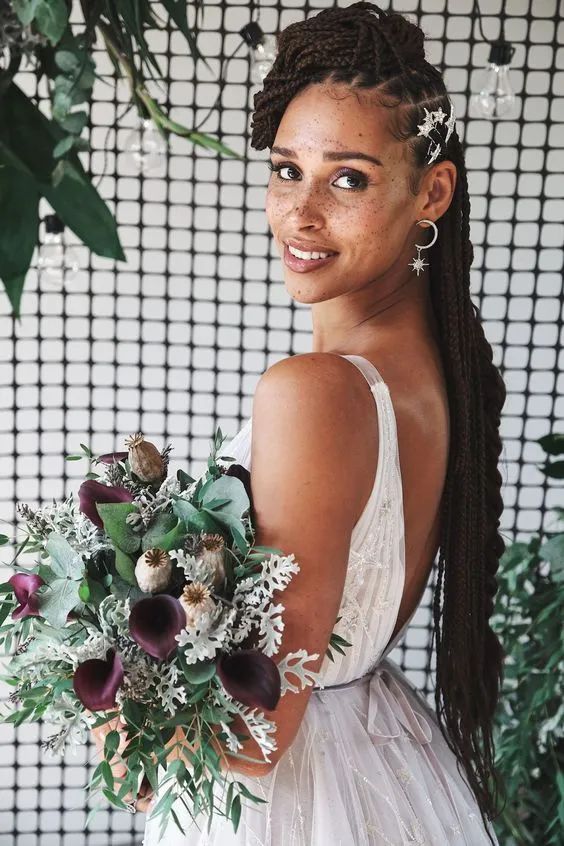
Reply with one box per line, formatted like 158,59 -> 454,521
343,339 -> 450,645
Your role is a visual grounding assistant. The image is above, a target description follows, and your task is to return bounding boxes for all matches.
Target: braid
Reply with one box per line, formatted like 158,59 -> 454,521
250,3 -> 508,841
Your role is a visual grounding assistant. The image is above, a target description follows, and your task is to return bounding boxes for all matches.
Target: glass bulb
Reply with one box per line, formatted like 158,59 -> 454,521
124,117 -> 167,174
470,63 -> 517,119
36,232 -> 79,290
250,34 -> 277,84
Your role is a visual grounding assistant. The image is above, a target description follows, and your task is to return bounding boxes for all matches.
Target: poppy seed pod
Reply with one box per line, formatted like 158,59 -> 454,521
135,548 -> 172,593
179,581 -> 216,628
125,433 -> 165,484
195,533 -> 226,588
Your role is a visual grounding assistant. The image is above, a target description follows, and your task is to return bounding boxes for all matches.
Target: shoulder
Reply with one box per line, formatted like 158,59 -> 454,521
255,352 -> 371,413
251,353 -> 378,536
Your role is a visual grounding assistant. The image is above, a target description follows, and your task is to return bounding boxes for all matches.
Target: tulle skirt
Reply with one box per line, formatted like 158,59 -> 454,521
142,657 -> 499,846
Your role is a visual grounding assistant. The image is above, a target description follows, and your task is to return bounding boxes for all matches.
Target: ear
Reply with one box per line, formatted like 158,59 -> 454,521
418,160 -> 457,223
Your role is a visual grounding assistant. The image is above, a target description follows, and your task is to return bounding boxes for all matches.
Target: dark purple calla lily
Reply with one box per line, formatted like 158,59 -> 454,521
78,480 -> 134,529
73,648 -> 124,711
217,649 -> 281,711
8,573 -> 44,620
97,451 -> 129,465
129,595 -> 186,660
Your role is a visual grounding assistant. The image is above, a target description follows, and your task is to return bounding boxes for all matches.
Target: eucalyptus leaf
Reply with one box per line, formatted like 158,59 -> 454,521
182,661 -> 216,685
36,578 -> 81,628
45,533 -> 84,579
114,547 -> 137,586
96,502 -> 141,556
35,0 -> 69,46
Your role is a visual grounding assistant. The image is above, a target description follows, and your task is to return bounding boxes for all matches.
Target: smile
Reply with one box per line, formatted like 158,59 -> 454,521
283,243 -> 339,273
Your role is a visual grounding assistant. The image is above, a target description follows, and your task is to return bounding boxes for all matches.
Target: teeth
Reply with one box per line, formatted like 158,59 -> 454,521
288,244 -> 334,260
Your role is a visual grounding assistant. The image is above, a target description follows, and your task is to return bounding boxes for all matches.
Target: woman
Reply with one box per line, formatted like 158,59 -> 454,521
118,4 -> 508,843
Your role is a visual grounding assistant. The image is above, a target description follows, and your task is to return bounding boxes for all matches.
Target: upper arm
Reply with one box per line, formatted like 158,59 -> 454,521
235,353 -> 377,770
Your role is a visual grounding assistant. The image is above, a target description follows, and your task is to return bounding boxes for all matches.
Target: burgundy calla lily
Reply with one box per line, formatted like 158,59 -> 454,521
73,648 -> 124,711
129,594 -> 186,660
8,573 -> 44,620
217,649 -> 281,711
97,451 -> 129,465
78,480 -> 134,529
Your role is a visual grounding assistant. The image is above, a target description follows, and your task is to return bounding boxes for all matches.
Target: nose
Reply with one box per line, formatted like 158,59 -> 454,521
286,186 -> 325,231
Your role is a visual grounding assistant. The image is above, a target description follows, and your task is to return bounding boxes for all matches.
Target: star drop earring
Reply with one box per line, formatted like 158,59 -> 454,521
409,219 -> 438,276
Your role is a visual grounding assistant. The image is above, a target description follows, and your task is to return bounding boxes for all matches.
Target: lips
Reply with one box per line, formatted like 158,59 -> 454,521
283,243 -> 338,273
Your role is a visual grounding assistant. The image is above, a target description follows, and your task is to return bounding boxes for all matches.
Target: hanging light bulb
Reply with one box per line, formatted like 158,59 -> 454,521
470,39 -> 517,119
36,214 -> 79,290
123,116 -> 167,174
240,21 -> 277,85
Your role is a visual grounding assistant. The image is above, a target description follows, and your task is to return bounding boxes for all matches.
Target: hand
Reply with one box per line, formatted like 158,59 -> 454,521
90,714 -> 155,813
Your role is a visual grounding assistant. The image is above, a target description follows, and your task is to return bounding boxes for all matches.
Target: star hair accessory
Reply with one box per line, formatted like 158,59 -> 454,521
416,101 -> 456,165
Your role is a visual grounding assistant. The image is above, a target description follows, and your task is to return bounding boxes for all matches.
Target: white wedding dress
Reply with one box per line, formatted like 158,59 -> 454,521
143,354 -> 500,845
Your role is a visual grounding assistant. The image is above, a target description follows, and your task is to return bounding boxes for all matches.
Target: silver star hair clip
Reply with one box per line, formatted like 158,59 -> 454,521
416,101 -> 456,165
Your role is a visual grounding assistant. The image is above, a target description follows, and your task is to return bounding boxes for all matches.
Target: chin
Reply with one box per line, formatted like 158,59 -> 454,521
284,280 -> 337,304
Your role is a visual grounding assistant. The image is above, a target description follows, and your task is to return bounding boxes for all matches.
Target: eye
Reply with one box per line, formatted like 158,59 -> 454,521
267,161 -> 368,192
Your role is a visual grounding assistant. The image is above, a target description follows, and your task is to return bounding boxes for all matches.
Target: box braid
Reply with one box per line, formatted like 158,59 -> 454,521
250,3 -> 508,840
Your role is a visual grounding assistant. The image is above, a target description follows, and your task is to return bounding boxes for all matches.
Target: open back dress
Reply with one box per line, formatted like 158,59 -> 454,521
143,353 -> 500,846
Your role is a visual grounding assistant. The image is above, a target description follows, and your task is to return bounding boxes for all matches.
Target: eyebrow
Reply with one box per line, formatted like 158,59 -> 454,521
270,145 -> 384,167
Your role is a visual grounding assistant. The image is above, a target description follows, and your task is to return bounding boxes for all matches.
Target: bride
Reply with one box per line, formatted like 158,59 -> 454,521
96,4 -> 507,844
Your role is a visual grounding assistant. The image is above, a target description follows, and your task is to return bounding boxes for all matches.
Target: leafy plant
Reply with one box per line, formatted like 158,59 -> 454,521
491,431 -> 564,845
0,0 -> 244,318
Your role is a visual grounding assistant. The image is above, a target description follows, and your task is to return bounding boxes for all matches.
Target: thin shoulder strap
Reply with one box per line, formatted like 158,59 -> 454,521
336,353 -> 387,390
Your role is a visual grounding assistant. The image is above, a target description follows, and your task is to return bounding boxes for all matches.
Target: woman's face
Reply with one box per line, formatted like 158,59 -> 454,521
265,81 -> 422,304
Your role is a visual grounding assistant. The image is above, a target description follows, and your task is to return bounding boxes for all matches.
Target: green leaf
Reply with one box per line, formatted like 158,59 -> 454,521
0,163 -> 39,318
85,577 -> 107,607
53,136 -> 75,158
538,433 -> 564,456
104,730 -> 121,760
96,502 -> 141,556
58,111 -> 88,134
12,0 -> 41,27
45,533 -> 85,579
141,513 -> 184,552
231,793 -> 241,832
182,660 -> 216,685
114,547 -> 137,586
35,0 -> 68,45
36,578 -> 81,627
54,49 -> 80,72
159,0 -> 211,70
0,83 -> 125,263
78,581 -> 90,602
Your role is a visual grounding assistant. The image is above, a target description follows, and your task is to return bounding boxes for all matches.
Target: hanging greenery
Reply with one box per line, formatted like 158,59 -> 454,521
0,1 -> 243,319
491,432 -> 564,845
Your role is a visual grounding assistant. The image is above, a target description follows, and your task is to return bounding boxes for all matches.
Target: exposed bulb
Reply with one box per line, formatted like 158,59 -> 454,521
36,214 -> 79,289
124,117 -> 167,174
240,21 -> 277,85
470,40 -> 517,119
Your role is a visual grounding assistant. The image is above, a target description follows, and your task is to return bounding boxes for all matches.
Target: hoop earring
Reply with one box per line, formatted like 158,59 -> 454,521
409,219 -> 438,276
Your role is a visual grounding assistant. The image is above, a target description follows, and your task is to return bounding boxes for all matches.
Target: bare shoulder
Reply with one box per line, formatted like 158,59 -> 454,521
252,353 -> 378,533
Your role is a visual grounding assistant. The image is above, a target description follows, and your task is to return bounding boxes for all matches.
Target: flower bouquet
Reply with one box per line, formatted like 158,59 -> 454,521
0,431 -> 350,837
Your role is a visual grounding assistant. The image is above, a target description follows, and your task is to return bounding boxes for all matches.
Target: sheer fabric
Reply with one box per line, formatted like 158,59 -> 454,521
143,354 -> 499,845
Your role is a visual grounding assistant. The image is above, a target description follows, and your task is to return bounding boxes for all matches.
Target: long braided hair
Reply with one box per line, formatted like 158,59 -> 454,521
249,2 -> 507,840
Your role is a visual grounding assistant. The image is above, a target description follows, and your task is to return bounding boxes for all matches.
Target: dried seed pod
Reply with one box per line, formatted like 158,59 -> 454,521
179,581 -> 216,628
125,433 -> 165,484
194,533 -> 226,588
135,548 -> 172,593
